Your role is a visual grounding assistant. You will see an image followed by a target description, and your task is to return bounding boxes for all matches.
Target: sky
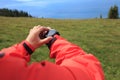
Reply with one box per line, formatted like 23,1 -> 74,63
0,0 -> 120,19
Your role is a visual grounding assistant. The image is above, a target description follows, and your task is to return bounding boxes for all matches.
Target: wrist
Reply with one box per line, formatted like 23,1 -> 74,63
25,39 -> 38,49
23,40 -> 35,55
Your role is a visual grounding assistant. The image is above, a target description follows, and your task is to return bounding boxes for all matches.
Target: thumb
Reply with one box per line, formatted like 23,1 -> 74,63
40,37 -> 53,44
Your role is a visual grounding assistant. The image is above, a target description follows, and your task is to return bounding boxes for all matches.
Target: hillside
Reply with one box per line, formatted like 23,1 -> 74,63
0,17 -> 120,80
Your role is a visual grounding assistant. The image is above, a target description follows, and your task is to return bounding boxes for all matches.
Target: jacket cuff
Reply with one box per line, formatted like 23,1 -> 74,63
23,40 -> 35,55
54,35 -> 60,39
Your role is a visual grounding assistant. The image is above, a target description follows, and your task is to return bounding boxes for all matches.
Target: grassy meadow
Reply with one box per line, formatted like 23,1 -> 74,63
0,17 -> 120,80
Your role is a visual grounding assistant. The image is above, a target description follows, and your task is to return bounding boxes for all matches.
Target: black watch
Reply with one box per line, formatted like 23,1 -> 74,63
45,29 -> 60,49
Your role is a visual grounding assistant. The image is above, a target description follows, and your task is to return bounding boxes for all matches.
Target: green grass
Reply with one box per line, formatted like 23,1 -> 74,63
0,17 -> 120,80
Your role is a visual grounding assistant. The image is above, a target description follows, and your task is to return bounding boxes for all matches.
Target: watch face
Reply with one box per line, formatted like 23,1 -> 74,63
45,29 -> 57,37
39,29 -> 58,39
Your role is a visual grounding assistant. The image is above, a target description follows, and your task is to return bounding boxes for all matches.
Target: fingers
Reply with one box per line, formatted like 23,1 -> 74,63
47,27 -> 51,30
32,25 -> 52,37
32,25 -> 52,31
35,25 -> 49,32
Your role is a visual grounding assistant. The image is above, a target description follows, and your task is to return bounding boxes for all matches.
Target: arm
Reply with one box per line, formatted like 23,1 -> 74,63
49,35 -> 105,80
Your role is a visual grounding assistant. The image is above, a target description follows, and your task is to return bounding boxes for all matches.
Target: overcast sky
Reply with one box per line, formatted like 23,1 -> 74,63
0,0 -> 120,19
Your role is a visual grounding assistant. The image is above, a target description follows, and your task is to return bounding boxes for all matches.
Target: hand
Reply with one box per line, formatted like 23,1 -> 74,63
26,25 -> 52,49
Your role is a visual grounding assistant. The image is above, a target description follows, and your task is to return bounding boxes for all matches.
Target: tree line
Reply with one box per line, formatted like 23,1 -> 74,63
0,8 -> 32,17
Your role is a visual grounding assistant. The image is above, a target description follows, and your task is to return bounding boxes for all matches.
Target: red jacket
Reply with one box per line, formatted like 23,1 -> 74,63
0,35 -> 104,80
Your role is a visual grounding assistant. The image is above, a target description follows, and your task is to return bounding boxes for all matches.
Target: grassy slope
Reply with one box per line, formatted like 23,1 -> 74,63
0,17 -> 120,80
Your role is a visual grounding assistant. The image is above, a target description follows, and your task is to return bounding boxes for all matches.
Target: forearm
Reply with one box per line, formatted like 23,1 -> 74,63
49,35 -> 87,64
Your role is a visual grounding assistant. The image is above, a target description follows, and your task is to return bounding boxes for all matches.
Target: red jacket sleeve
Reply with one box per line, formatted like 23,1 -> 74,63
0,40 -> 35,62
50,35 -> 105,80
